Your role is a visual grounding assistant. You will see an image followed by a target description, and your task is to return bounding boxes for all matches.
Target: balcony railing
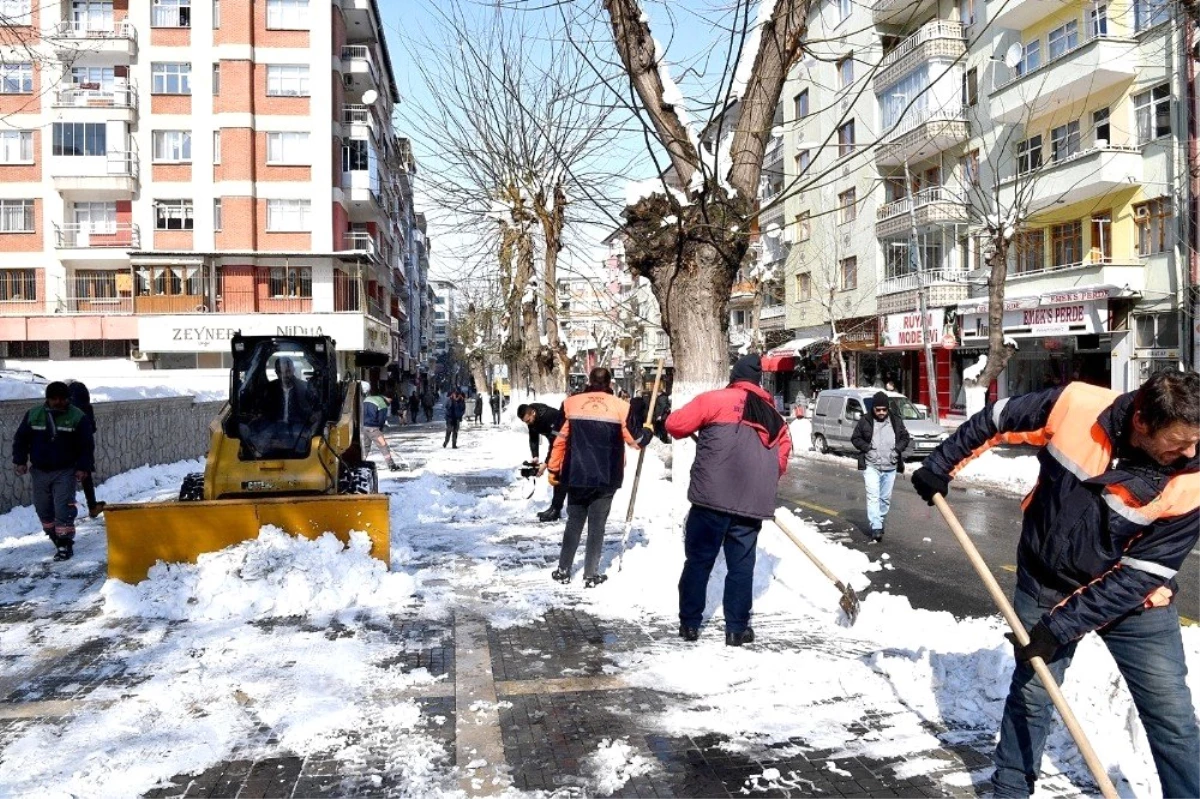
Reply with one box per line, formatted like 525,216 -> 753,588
49,18 -> 136,40
54,222 -> 140,249
0,298 -> 41,315
343,231 -> 377,254
341,45 -> 378,83
878,269 -> 965,295
760,305 -> 785,320
878,20 -> 965,73
54,82 -> 137,110
876,186 -> 957,220
1000,143 -> 1141,185
763,137 -> 784,166
1010,255 -> 1142,279
997,31 -> 1120,91
343,104 -> 371,125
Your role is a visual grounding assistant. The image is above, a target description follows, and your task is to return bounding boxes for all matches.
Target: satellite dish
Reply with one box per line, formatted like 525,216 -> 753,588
1003,42 -> 1023,69
361,89 -> 379,105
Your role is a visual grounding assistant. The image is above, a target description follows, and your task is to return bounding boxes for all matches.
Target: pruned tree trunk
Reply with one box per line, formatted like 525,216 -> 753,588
968,235 -> 1017,390
533,182 -> 570,393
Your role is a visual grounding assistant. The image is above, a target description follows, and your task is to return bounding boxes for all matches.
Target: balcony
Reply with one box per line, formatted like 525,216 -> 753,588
53,83 -> 138,123
51,151 -> 139,196
1007,258 -> 1146,295
874,21 -> 965,93
998,145 -> 1142,213
340,46 -> 378,96
763,136 -> 784,167
877,269 -> 970,313
341,170 -> 383,221
990,0 -> 1064,32
877,113 -> 969,168
341,230 -> 378,257
991,33 -> 1137,124
47,19 -> 136,57
54,223 -> 140,261
875,186 -> 968,238
872,0 -> 939,26
342,103 -> 377,142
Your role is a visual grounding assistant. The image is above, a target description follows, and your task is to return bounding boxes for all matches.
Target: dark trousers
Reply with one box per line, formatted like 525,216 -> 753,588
678,505 -> 762,634
548,481 -> 567,513
81,472 -> 98,511
473,410 -> 483,425
491,408 -> 500,424
558,489 -> 615,578
443,419 -> 460,447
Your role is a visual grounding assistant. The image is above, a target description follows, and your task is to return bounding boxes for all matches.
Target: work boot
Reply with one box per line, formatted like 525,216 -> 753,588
536,508 -> 561,523
725,628 -> 755,647
387,461 -> 401,472
679,625 -> 700,642
53,541 -> 74,562
551,568 -> 571,584
89,501 -> 106,518
869,527 -> 884,543
583,574 -> 607,589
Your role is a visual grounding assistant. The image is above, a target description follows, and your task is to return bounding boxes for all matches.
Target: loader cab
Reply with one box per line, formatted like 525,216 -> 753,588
226,334 -> 341,460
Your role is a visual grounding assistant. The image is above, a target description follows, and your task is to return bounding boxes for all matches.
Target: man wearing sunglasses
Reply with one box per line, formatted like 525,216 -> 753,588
850,391 -> 911,542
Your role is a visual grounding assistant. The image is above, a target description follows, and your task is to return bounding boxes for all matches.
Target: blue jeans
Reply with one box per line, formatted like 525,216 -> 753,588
678,505 -> 761,634
993,586 -> 1200,798
863,465 -> 896,530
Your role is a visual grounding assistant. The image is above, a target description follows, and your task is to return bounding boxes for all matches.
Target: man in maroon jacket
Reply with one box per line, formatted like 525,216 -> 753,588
666,354 -> 792,646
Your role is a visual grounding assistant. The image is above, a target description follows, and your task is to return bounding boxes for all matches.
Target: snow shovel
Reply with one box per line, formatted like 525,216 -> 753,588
931,494 -> 1118,799
773,509 -> 860,625
617,358 -> 666,571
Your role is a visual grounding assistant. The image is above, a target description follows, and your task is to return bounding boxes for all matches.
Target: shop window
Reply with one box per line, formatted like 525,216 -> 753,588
69,339 -> 134,358
1050,221 -> 1083,268
0,340 -> 49,358
1135,312 -> 1180,348
1134,198 -> 1172,255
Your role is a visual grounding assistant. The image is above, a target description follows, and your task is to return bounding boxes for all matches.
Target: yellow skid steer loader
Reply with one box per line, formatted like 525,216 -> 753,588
105,334 -> 391,583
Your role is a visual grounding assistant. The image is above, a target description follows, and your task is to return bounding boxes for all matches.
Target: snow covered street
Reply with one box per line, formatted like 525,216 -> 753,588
0,417 -> 1196,798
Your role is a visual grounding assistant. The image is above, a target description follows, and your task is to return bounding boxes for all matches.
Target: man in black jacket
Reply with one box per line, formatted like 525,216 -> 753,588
912,371 -> 1199,799
67,381 -> 105,518
850,391 -> 910,542
519,402 -> 566,522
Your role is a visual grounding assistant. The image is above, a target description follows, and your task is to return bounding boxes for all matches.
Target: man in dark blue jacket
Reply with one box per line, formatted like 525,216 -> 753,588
912,370 -> 1199,798
443,388 -> 467,449
519,402 -> 566,522
12,381 -> 96,561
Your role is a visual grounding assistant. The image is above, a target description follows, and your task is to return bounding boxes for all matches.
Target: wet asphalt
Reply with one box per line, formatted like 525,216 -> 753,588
777,454 -> 1200,625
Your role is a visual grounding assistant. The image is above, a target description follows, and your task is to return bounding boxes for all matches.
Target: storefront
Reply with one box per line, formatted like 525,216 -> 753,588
877,308 -> 959,420
762,332 -> 829,407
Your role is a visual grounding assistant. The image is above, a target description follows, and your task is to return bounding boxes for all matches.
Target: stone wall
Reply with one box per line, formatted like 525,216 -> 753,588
0,397 -> 225,514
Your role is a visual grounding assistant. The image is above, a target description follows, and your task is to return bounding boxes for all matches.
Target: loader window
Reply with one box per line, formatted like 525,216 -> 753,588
230,340 -> 330,459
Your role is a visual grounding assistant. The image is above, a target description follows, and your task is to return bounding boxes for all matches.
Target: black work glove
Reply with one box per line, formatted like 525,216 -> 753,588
1005,621 -> 1060,663
911,466 -> 949,506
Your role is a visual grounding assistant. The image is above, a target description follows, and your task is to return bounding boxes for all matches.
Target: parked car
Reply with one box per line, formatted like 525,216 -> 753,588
809,388 -> 947,458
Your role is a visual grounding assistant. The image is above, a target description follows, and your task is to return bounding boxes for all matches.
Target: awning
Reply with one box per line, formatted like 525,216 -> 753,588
762,337 -> 827,372
761,354 -> 798,372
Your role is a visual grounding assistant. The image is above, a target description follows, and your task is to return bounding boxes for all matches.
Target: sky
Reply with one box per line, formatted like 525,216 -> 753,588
376,0 -> 764,285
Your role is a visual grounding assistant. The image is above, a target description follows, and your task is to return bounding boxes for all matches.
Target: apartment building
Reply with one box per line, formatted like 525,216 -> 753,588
431,278 -> 455,358
0,0 -> 425,375
771,0 -> 1186,417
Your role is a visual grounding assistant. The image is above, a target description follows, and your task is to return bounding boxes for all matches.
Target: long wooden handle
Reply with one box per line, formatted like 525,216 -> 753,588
773,510 -> 847,590
625,358 -> 665,524
931,495 -> 1117,799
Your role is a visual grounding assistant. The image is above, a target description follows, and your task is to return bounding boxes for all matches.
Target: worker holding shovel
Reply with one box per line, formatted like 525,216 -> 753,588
912,370 -> 1199,799
665,354 -> 791,647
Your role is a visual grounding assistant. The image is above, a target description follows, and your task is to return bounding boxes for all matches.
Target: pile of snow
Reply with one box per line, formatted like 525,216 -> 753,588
583,738 -> 655,796
0,376 -> 225,403
103,528 -> 416,622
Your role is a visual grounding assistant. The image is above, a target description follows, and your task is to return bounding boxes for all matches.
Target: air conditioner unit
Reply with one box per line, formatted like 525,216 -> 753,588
130,349 -> 154,362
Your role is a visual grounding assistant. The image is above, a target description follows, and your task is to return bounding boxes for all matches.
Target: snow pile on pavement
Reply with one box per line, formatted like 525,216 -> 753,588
0,375 -> 226,403
583,737 -> 655,796
103,528 -> 416,622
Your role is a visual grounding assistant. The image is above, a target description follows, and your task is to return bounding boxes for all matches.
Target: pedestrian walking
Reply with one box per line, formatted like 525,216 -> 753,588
473,393 -> 484,426
518,402 -> 567,522
850,391 -> 910,542
408,391 -> 420,425
11,381 -> 96,562
361,383 -> 400,471
652,388 -> 672,443
912,370 -> 1200,799
390,388 -> 406,426
628,389 -> 650,432
490,392 -> 501,425
665,354 -> 791,646
443,388 -> 466,448
67,380 -> 105,518
422,390 -> 435,423
547,367 -> 650,588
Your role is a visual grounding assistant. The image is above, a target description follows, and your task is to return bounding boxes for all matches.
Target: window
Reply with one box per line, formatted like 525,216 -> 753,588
1017,134 -> 1042,174
266,65 -> 310,97
838,0 -> 851,21
69,339 -> 133,358
1133,0 -> 1168,31
213,130 -> 221,164
0,130 -> 33,163
152,130 -> 191,162
1134,84 -> 1171,143
73,202 -> 117,233
0,0 -> 32,25
797,272 -> 812,302
839,257 -> 857,291
796,211 -> 810,242
795,149 -> 810,174
154,200 -> 194,230
211,62 -> 220,95
1047,20 -> 1078,60
1093,107 -> 1110,144
269,266 -> 311,297
342,138 -> 370,171
0,200 -> 35,232
1014,230 -> 1044,273
837,54 -> 854,89
266,0 -> 307,28
151,62 -> 191,94
1,340 -> 48,358
71,66 -> 114,88
71,0 -> 113,31
1134,312 -> 1180,348
213,199 -> 222,231
0,63 -> 33,94
838,188 -> 856,224
1016,39 -> 1040,76
837,120 -> 855,157
961,149 -> 980,186
0,269 -> 34,300
793,90 -> 808,120
266,199 -> 311,231
73,271 -> 118,302
52,123 -> 106,156
1088,3 -> 1107,36
958,0 -> 975,25
267,131 -> 310,164
879,63 -> 931,129
1050,221 -> 1083,267
1050,120 -> 1080,162
212,0 -> 218,27
151,0 -> 190,27
1135,198 -> 1172,255
962,67 -> 977,107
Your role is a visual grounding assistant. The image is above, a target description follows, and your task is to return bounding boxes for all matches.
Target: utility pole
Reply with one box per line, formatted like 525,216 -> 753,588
903,157 -> 940,421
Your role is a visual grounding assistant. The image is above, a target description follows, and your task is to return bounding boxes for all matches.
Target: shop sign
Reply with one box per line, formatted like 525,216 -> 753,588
138,313 -> 373,353
1134,348 -> 1179,359
962,299 -> 1107,340
879,309 -> 956,350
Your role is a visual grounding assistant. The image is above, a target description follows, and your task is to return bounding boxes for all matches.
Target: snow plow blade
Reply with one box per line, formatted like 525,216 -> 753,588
105,494 -> 390,583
